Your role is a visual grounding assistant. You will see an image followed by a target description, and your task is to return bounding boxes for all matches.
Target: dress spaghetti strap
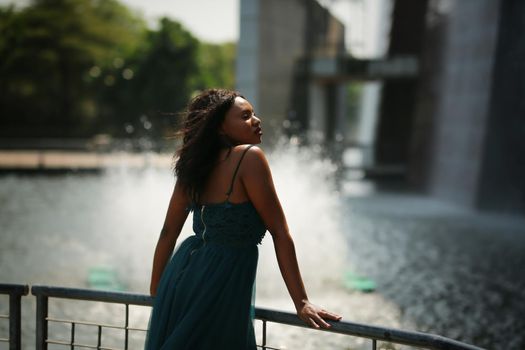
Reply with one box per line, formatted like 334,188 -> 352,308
225,144 -> 254,199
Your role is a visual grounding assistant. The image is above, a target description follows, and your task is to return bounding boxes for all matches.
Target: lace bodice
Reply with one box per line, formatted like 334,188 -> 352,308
189,201 -> 266,246
185,145 -> 266,246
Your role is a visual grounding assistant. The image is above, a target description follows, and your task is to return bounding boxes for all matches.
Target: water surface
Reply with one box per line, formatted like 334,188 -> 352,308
1,148 -> 524,349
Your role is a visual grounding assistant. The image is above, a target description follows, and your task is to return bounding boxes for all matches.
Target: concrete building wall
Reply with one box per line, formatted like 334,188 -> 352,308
257,0 -> 308,134
374,0 -> 429,165
299,4 -> 346,143
408,1 -> 449,191
478,0 -> 525,212
237,0 -> 308,139
236,0 -> 260,108
413,0 -> 501,207
237,0 -> 345,144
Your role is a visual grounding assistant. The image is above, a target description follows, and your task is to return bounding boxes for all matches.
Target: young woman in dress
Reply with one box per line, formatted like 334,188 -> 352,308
145,89 -> 342,349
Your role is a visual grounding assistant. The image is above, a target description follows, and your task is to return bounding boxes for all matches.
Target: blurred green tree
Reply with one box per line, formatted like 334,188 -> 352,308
96,17 -> 200,138
0,0 -> 237,140
195,42 -> 236,90
0,0 -> 146,137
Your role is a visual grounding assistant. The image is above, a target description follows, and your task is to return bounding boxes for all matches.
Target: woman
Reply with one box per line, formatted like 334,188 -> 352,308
145,89 -> 342,349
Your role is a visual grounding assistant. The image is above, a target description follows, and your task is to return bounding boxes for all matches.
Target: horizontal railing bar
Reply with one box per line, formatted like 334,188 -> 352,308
32,285 -> 153,306
256,308 -> 484,350
29,285 -> 484,350
0,283 -> 29,295
0,314 -> 9,318
46,317 -> 147,332
47,339 -> 122,350
48,317 -> 126,330
46,339 -> 78,346
127,326 -> 147,332
0,337 -> 9,341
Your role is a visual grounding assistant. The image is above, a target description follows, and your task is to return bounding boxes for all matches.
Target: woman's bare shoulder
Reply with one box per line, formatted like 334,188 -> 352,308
244,144 -> 266,159
230,144 -> 260,152
242,145 -> 271,175
229,144 -> 265,160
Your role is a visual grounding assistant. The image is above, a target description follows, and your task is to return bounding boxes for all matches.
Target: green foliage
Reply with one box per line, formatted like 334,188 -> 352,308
0,0 -> 146,136
97,17 -> 200,137
135,18 -> 199,118
196,42 -> 236,90
0,0 -> 237,139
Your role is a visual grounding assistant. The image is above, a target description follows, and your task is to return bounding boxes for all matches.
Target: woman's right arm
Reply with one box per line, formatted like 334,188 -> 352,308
149,179 -> 190,296
241,146 -> 342,328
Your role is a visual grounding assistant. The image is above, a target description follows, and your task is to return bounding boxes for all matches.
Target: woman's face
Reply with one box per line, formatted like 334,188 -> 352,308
220,97 -> 262,145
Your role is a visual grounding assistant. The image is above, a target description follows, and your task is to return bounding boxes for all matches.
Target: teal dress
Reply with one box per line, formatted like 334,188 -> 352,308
145,145 -> 267,350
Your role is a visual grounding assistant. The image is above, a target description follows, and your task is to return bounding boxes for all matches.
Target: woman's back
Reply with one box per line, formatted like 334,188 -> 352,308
145,144 -> 265,349
198,144 -> 253,205
190,144 -> 266,247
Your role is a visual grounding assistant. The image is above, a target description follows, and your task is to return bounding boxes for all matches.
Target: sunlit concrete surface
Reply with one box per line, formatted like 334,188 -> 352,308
0,151 -> 173,170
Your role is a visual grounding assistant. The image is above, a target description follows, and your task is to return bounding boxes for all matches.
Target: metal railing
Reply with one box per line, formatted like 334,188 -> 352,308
0,283 -> 485,350
0,283 -> 29,350
32,285 -> 152,350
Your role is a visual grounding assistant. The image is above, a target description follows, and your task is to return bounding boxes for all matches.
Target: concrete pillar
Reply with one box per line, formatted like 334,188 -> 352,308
237,0 -> 345,145
409,0 -> 525,212
477,0 -> 525,212
236,0 -> 260,109
374,0 -> 429,165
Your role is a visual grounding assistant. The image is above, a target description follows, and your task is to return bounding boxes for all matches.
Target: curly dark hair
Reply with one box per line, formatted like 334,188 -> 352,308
174,88 -> 243,204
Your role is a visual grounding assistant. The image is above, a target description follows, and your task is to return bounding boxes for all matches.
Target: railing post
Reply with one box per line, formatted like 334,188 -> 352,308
70,322 -> 75,350
124,304 -> 129,350
8,289 -> 25,350
0,283 -> 29,350
262,320 -> 267,350
35,294 -> 48,350
97,325 -> 102,349
9,293 -> 21,350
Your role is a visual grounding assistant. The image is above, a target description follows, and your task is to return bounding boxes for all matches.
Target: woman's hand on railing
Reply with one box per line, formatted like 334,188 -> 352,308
297,300 -> 342,329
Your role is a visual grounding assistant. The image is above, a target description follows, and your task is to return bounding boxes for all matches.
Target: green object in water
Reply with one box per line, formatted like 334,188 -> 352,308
87,266 -> 124,291
343,271 -> 376,292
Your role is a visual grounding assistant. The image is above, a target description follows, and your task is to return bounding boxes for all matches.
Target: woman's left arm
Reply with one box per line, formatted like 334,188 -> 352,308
241,146 -> 342,329
149,179 -> 189,296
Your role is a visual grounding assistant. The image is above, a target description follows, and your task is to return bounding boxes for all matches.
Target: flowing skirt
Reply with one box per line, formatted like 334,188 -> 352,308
145,236 -> 259,350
